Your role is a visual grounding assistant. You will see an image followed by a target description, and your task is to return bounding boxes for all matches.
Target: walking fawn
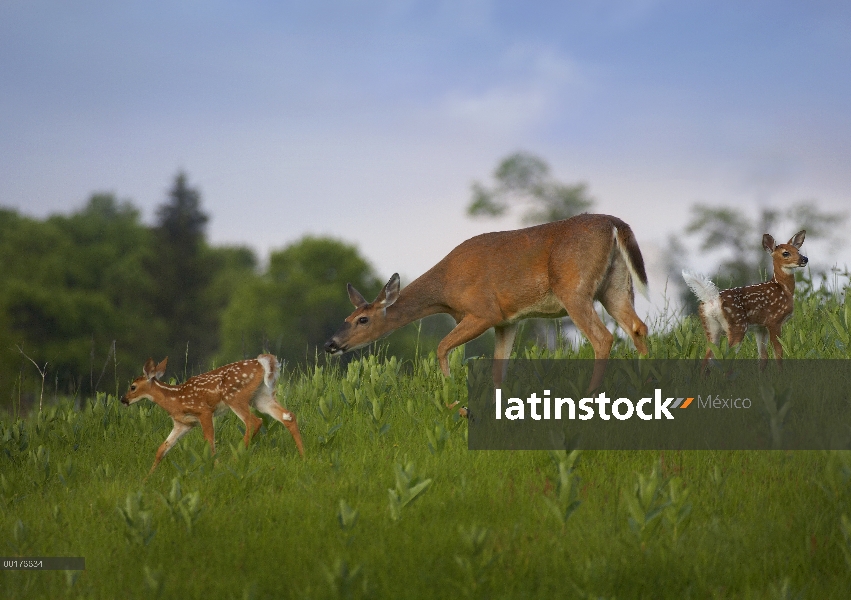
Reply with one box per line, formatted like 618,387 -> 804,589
682,230 -> 807,368
122,354 -> 304,476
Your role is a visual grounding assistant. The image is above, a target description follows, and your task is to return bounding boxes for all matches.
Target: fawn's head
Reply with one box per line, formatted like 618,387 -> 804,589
324,273 -> 400,356
763,230 -> 808,274
122,357 -> 168,405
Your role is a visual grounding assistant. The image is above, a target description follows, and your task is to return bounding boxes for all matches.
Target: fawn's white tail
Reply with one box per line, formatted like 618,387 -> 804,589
681,270 -> 720,304
256,354 -> 280,388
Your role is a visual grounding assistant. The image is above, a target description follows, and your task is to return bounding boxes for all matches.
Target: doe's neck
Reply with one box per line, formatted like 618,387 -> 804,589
384,274 -> 447,328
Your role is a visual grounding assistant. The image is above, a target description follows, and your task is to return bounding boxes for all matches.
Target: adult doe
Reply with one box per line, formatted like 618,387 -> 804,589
682,230 -> 807,368
122,354 -> 304,476
325,214 -> 650,390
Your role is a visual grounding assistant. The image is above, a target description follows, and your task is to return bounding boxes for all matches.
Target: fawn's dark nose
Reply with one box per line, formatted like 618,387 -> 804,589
800,255 -> 808,266
324,340 -> 339,353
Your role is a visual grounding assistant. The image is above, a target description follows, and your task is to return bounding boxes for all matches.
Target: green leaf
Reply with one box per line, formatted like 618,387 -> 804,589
337,499 -> 359,531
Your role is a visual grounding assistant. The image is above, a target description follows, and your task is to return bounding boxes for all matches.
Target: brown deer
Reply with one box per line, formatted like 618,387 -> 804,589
122,354 -> 304,476
682,230 -> 807,368
324,214 -> 650,391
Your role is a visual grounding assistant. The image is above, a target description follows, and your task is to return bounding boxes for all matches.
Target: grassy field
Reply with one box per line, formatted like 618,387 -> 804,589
2,281 -> 851,599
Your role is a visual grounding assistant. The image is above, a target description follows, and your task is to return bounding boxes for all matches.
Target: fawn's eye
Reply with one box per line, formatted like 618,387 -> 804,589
130,385 -> 136,391
782,251 -> 790,257
358,316 -> 369,324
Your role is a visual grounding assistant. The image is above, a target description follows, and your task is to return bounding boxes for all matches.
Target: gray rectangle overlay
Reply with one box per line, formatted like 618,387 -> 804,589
467,359 -> 851,450
1,557 -> 85,570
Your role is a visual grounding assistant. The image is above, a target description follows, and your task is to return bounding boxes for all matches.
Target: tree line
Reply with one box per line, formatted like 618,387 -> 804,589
1,173 -> 407,410
3,158 -> 845,410
470,152 -> 847,313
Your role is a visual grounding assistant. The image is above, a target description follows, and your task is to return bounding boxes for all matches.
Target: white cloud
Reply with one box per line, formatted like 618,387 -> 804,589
439,45 -> 589,135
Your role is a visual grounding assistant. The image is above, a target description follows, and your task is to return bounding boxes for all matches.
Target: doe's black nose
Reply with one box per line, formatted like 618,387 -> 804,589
324,340 -> 338,353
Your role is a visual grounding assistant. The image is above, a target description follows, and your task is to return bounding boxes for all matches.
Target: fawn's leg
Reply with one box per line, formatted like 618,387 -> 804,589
228,401 -> 264,447
768,325 -> 784,366
699,311 -> 722,373
755,327 -> 769,370
254,391 -> 304,456
727,323 -> 746,349
197,411 -> 217,454
149,420 -> 193,477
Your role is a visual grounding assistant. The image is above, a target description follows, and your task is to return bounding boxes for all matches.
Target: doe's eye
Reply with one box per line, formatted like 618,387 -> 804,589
782,251 -> 790,257
358,316 -> 369,324
130,385 -> 137,391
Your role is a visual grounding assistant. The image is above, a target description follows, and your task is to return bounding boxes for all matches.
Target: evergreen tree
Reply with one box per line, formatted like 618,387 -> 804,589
151,172 -> 217,371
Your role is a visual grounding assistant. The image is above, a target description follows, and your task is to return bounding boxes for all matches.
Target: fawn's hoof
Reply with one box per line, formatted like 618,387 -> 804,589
446,401 -> 469,419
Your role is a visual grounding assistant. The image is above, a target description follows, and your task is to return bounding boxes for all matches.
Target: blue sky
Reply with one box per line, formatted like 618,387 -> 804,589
1,1 -> 849,313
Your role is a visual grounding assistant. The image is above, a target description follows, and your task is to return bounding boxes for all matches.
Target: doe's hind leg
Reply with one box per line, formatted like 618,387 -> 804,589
598,278 -> 648,356
558,295 -> 614,393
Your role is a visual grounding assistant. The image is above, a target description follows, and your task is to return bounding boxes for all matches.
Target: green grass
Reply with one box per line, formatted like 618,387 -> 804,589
2,284 -> 850,599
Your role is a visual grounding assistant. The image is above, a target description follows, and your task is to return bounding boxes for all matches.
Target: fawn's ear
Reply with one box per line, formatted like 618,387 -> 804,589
143,358 -> 156,379
153,358 -> 168,380
762,234 -> 777,254
143,358 -> 167,380
788,230 -> 806,249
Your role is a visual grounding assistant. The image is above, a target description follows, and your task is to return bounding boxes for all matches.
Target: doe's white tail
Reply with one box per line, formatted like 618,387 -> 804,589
681,269 -> 720,304
614,226 -> 649,300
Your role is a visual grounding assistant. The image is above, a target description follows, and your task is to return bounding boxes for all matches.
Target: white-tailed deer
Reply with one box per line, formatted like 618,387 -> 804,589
682,230 -> 807,368
325,214 -> 650,390
122,354 -> 304,476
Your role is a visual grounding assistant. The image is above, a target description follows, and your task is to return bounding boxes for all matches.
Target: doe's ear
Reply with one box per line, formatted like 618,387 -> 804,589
347,284 -> 368,308
788,230 -> 806,249
374,273 -> 400,308
762,234 -> 777,254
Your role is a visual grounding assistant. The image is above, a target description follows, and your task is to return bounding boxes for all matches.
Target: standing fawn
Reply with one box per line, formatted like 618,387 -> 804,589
122,354 -> 304,476
682,230 -> 807,368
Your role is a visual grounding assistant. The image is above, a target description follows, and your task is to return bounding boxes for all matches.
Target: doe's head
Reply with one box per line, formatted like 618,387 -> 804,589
121,357 -> 168,406
324,273 -> 401,356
